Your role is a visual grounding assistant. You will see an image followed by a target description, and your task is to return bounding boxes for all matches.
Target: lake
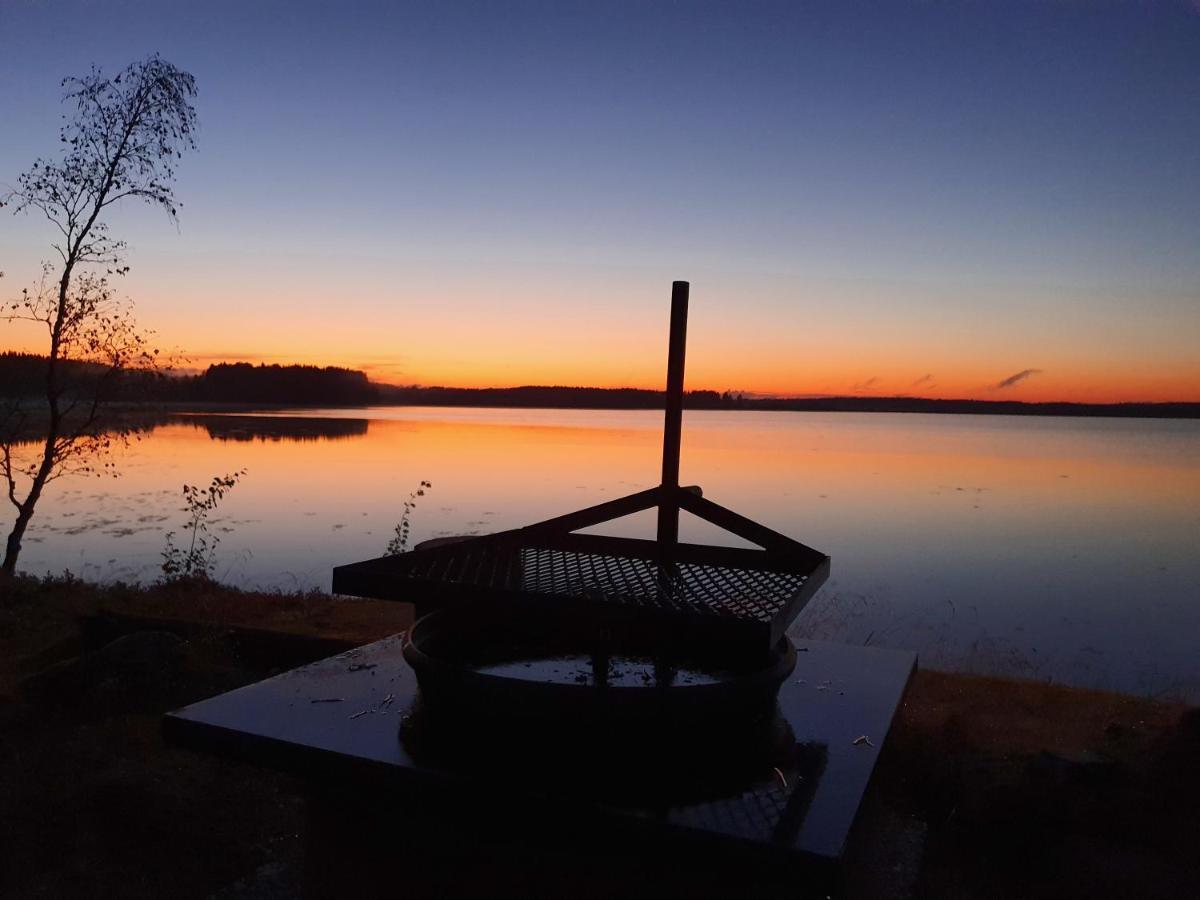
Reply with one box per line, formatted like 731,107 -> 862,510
12,407 -> 1200,701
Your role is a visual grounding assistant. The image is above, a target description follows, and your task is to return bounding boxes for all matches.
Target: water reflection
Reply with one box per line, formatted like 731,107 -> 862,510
182,414 -> 370,443
13,408 -> 1200,700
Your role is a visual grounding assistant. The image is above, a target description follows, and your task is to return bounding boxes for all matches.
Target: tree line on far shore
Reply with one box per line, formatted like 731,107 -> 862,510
376,386 -> 1197,418
0,354 -> 379,406
3,352 -> 1196,418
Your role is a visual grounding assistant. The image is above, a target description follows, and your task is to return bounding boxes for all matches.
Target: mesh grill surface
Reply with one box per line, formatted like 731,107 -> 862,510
392,542 -> 810,624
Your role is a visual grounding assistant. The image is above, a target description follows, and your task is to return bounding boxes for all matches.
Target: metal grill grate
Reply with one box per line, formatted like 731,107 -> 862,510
364,540 -> 811,627
519,546 -> 809,624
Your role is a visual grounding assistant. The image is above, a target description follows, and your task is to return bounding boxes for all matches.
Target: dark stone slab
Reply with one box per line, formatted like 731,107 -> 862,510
165,637 -> 915,886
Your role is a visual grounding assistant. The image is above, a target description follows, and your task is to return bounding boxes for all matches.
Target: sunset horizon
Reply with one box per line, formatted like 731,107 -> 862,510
112,350 -> 1200,406
3,4 -> 1200,893
5,2 -> 1199,410
6,325 -> 1199,405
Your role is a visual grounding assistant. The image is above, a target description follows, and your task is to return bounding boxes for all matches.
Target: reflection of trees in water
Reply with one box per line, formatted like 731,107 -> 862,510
2,413 -> 161,448
188,415 -> 369,443
6,413 -> 370,446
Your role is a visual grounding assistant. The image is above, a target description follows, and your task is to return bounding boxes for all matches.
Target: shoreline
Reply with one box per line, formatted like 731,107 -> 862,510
4,395 -> 1199,422
6,399 -> 1197,447
2,573 -> 1197,897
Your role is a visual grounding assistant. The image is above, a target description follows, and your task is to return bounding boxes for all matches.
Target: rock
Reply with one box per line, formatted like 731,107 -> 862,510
20,631 -> 188,713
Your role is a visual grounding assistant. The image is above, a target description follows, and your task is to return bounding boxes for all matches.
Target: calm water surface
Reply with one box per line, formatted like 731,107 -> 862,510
16,408 -> 1200,700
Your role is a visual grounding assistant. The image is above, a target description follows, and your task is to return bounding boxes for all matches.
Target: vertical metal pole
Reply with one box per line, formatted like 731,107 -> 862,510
657,280 -> 689,550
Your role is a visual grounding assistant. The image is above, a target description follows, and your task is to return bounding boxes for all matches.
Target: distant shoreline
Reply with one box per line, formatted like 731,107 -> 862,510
4,354 -> 1196,419
4,396 -> 1198,431
371,389 -> 1200,420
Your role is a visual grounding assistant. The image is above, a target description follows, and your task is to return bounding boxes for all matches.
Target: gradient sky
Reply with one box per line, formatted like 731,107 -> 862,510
2,0 -> 1199,402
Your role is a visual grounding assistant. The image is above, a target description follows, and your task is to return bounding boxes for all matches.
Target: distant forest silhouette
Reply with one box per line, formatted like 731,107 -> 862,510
2,352 -> 1196,419
378,386 -> 1197,418
1,355 -> 377,405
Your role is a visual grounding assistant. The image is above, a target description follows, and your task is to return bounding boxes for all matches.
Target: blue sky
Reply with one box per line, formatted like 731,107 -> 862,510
2,0 -> 1199,399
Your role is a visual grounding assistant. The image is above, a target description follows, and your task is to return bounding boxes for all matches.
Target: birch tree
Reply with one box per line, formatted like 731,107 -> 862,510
2,55 -> 198,577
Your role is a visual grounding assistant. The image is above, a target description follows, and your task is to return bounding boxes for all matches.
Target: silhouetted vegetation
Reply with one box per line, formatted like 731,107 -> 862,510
737,395 -> 1200,419
185,363 -> 378,405
0,352 -> 109,397
385,480 -> 432,556
2,55 -> 198,577
4,354 -> 1196,419
376,384 -> 1199,419
0,356 -> 378,407
161,470 -> 246,582
377,384 -> 728,409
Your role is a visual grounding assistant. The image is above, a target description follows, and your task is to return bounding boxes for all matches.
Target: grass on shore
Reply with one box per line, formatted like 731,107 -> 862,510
0,574 -> 1197,899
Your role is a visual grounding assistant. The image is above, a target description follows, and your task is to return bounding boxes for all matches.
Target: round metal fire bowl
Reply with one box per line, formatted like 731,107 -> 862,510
400,604 -> 797,802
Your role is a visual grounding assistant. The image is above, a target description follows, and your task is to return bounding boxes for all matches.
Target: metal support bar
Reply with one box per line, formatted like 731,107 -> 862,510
675,488 -> 828,567
518,486 -> 664,538
657,280 -> 689,552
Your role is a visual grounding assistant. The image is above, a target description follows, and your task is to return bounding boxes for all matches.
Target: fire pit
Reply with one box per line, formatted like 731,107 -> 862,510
166,282 -> 916,888
333,281 -> 830,780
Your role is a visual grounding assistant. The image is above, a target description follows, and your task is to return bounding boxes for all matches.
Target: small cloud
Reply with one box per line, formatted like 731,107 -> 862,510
912,373 -> 934,387
852,376 -> 879,392
992,368 -> 1043,390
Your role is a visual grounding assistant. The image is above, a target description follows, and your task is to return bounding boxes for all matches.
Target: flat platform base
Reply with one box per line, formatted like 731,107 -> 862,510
165,637 -> 915,892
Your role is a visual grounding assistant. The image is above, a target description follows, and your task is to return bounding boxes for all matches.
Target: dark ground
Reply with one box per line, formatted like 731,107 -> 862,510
1,575 -> 1196,899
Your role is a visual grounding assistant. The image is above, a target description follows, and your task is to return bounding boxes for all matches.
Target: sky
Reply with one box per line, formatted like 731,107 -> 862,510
2,0 -> 1199,403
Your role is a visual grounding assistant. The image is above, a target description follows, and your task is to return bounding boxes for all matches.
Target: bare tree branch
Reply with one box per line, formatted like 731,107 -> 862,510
2,54 -> 198,577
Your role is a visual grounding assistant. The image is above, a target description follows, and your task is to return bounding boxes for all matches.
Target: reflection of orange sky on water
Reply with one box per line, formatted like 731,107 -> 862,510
79,413 -> 1196,545
679,414 -> 1200,526
15,409 -> 1199,699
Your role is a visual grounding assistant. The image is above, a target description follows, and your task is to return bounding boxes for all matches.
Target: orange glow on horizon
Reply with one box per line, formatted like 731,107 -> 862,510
4,309 -> 1195,408
160,352 -> 1200,405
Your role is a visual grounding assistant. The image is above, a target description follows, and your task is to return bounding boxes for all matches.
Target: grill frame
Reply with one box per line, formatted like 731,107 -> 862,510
332,283 -> 831,656
332,484 -> 830,654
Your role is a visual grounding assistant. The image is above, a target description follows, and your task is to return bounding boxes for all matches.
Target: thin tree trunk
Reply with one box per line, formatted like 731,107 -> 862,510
2,267 -> 69,578
1,428 -> 58,577
3,503 -> 36,577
